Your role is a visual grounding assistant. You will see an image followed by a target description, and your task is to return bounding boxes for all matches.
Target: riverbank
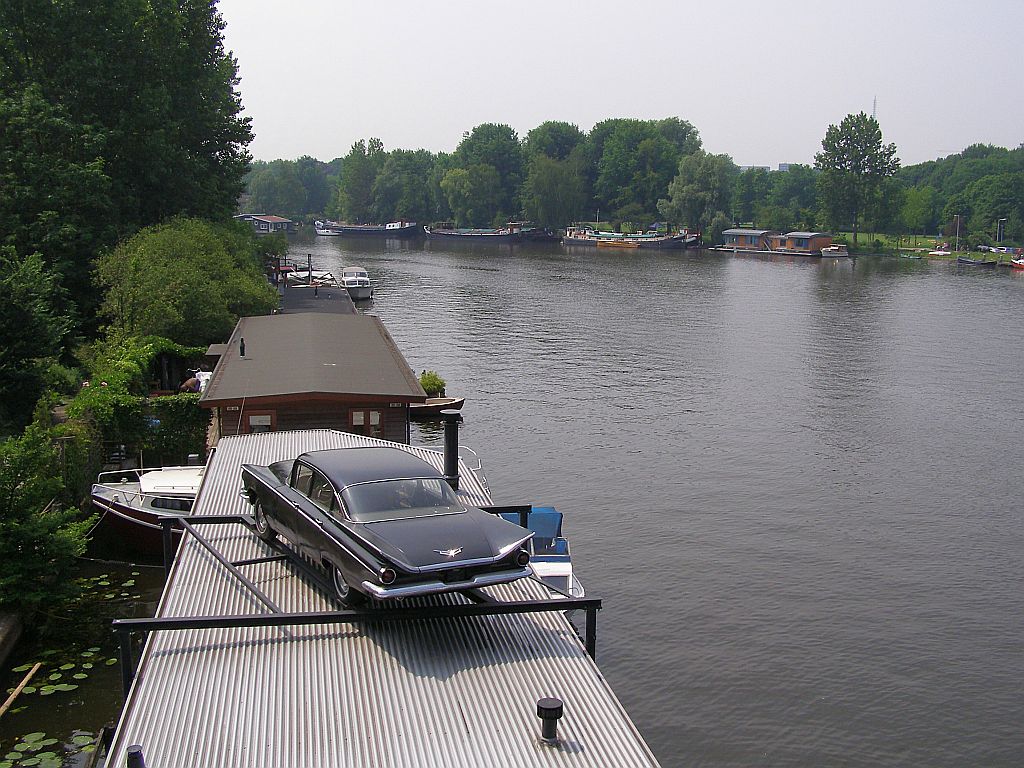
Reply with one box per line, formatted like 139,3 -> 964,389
0,614 -> 22,670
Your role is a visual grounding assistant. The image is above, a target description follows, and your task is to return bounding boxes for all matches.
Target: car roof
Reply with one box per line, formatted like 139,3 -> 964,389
297,446 -> 443,487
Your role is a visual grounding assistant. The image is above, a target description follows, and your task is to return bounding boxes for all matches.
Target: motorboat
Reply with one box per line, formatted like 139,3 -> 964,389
340,266 -> 373,301
286,269 -> 339,286
1010,258 -> 1024,270
408,396 -> 465,418
821,244 -> 849,257
90,464 -> 205,548
496,506 -> 585,599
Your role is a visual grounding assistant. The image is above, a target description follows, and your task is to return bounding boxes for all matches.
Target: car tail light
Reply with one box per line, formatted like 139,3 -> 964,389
379,567 -> 397,585
515,550 -> 530,567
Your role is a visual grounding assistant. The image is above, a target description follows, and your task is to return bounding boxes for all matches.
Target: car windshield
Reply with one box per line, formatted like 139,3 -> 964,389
341,478 -> 463,522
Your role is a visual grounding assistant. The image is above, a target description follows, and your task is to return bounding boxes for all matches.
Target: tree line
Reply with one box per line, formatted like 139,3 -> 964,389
0,0 -> 270,620
245,117 -> 1024,248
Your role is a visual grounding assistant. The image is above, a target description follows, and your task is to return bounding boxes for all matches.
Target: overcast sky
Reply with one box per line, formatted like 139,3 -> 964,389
217,0 -> 1023,169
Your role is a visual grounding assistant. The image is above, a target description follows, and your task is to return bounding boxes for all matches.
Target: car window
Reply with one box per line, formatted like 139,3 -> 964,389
342,479 -> 463,522
308,471 -> 336,511
293,464 -> 313,495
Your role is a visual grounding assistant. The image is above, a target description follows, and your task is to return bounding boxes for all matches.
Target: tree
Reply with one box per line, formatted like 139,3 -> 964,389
94,219 -> 277,345
902,186 -> 938,241
440,164 -> 502,226
245,161 -> 308,220
0,419 -> 91,616
0,248 -> 71,435
335,139 -> 385,222
521,152 -> 587,228
733,168 -> 773,223
525,121 -> 585,161
658,151 -> 739,237
455,124 -> 524,219
814,112 -> 899,244
371,149 -> 437,223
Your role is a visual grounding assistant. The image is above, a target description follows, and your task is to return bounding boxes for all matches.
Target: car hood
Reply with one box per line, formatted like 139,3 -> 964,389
359,509 -> 531,572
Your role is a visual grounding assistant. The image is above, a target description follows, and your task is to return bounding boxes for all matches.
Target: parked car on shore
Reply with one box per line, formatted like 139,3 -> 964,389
240,446 -> 533,605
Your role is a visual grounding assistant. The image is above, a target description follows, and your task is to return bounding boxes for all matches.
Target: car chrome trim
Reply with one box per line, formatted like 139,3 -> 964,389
360,567 -> 531,599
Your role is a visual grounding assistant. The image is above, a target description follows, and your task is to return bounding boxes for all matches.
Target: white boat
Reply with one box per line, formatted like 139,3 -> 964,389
90,465 -> 206,548
498,506 -> 585,599
821,244 -> 849,257
286,269 -> 339,286
313,220 -> 344,236
340,266 -> 373,301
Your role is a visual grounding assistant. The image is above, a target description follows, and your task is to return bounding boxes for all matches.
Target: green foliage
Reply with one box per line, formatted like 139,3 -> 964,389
335,138 -> 386,222
455,124 -> 524,218
144,393 -> 210,465
419,370 -> 446,397
66,335 -> 203,445
371,149 -> 437,223
658,150 -> 739,235
94,218 -> 277,345
814,112 -> 900,243
0,248 -> 72,436
441,164 -> 503,226
0,420 -> 91,616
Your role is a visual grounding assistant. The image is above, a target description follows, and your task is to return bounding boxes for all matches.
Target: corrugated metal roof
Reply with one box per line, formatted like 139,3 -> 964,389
106,430 -> 661,767
199,315 -> 425,404
722,228 -> 775,235
783,231 -> 830,238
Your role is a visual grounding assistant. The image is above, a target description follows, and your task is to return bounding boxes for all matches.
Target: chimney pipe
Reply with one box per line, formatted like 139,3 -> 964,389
440,409 -> 460,490
239,337 -> 246,358
537,697 -> 563,744
126,745 -> 147,768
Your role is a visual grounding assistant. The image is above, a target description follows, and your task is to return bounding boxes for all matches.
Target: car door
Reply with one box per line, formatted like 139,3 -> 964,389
292,467 -> 337,561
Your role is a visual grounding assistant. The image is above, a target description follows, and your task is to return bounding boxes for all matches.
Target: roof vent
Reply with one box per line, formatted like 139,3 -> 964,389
537,697 -> 563,745
441,409 -> 460,490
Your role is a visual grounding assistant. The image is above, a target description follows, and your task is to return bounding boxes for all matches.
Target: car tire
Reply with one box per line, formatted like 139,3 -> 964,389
330,563 -> 365,607
253,500 -> 277,542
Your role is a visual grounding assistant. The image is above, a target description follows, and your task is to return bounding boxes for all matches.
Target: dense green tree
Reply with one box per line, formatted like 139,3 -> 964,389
440,164 -> 502,226
0,87 -> 115,318
455,124 -> 524,218
0,419 -> 91,616
0,248 -> 71,435
295,156 -> 332,216
371,149 -> 437,223
942,172 -> 1024,243
94,219 -> 277,345
334,139 -> 385,222
245,161 -> 308,220
901,185 -> 939,240
733,168 -> 773,223
814,112 -> 900,243
522,152 -> 588,228
525,121 -> 586,161
658,151 -> 739,237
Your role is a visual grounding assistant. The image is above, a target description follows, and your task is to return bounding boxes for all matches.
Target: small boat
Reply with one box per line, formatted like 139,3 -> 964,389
957,256 -> 998,267
562,225 -> 700,249
496,506 -> 584,599
409,396 -> 466,418
316,220 -> 420,238
340,266 -> 373,301
899,252 -> 924,260
927,250 -> 951,257
1009,258 -> 1024,270
423,222 -> 522,241
286,268 -> 339,286
90,465 -> 205,549
821,244 -> 849,257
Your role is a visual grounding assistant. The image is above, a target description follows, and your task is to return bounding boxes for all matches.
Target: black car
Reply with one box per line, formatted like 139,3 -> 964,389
241,446 -> 533,605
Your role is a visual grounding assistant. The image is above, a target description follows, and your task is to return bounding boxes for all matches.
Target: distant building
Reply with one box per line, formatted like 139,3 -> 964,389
778,163 -> 792,172
233,213 -> 296,234
738,165 -> 771,173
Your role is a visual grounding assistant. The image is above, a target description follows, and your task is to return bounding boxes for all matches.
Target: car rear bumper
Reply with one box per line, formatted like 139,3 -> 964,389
361,566 -> 531,600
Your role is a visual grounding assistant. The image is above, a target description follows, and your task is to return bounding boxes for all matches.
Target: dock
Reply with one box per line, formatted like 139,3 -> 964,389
105,429 -> 661,767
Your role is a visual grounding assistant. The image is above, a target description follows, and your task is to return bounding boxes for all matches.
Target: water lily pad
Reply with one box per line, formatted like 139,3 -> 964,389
22,733 -> 45,743
0,760 -> 14,768
97,581 -> 110,586
87,647 -> 100,652
71,734 -> 93,747
122,580 -> 136,587
54,683 -> 79,691
35,751 -> 57,759
37,740 -> 57,748
12,743 -> 32,752
82,663 -> 94,670
47,673 -> 62,681
20,758 -> 41,766
131,571 -> 140,575
80,651 -> 94,657
59,663 -> 75,671
105,658 -> 118,666
11,664 -> 33,673
38,650 -> 58,657
38,688 -> 55,696
72,673 -> 88,680
4,752 -> 22,760
20,686 -> 36,694
81,745 -> 96,753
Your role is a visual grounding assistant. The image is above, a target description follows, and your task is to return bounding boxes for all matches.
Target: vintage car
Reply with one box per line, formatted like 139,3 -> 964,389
240,446 -> 533,605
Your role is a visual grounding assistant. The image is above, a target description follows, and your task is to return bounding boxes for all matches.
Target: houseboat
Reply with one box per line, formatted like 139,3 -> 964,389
315,220 -> 420,238
721,229 -> 835,256
423,222 -> 523,242
563,225 -> 700,249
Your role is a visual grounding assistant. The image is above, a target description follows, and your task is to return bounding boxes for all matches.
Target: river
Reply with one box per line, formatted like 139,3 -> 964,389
4,237 -> 1021,767
310,237 -> 1023,767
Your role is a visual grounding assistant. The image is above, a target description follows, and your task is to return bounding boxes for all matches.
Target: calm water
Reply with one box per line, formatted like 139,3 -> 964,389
306,236 -> 1023,767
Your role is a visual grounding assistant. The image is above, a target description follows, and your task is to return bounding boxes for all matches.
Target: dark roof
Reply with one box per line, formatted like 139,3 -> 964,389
277,283 -> 356,315
199,313 -> 425,404
300,446 -> 442,486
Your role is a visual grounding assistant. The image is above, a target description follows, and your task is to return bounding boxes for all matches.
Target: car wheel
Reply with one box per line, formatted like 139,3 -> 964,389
330,563 -> 365,607
253,500 -> 276,542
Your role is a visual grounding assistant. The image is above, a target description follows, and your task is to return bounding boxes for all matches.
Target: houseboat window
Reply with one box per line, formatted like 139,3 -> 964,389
248,414 -> 272,433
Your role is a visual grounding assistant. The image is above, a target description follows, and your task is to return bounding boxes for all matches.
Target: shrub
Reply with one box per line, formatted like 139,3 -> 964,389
419,370 -> 447,397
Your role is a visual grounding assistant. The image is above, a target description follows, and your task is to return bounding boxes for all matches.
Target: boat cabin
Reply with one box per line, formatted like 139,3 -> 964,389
768,231 -> 833,254
723,228 -> 779,250
200,313 -> 427,444
233,214 -> 297,234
